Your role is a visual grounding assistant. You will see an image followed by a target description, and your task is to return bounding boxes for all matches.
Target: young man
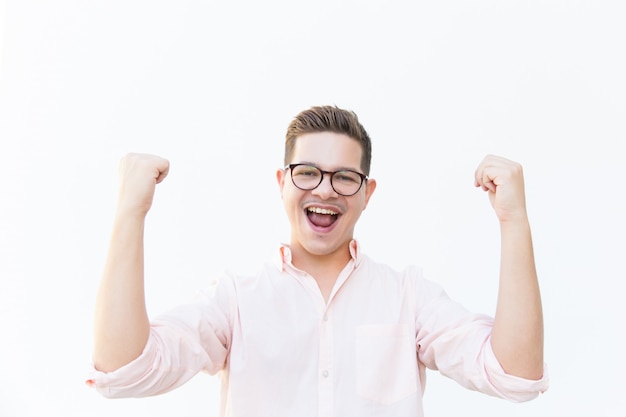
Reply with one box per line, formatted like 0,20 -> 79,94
88,105 -> 548,416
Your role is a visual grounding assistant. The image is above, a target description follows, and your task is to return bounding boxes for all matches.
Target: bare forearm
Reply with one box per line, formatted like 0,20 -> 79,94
491,218 -> 544,379
93,212 -> 150,372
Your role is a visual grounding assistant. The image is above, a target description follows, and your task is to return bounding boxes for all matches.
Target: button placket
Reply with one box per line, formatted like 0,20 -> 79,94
318,308 -> 333,416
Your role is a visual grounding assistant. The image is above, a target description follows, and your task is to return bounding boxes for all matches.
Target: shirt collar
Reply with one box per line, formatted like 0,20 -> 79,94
274,240 -> 362,271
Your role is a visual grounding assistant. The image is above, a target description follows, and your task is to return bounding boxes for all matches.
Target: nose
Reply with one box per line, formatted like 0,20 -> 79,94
312,172 -> 338,199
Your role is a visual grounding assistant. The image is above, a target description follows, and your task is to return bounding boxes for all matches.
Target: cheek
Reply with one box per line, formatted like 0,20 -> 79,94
350,196 -> 367,213
282,188 -> 302,213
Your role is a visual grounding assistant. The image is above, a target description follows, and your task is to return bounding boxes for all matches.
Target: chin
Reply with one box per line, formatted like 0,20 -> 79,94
301,235 -> 348,257
305,245 -> 338,257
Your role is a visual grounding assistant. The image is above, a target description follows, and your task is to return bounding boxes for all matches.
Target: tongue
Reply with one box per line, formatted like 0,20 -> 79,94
308,212 -> 337,228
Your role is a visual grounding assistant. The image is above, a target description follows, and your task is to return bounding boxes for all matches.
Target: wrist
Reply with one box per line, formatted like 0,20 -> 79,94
114,203 -> 150,223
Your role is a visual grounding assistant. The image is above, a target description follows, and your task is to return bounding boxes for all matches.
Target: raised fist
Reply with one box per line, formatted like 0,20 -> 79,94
116,153 -> 170,217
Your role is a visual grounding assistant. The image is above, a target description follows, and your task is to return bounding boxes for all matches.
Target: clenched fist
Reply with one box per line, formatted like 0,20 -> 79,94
474,155 -> 528,223
116,153 -> 170,217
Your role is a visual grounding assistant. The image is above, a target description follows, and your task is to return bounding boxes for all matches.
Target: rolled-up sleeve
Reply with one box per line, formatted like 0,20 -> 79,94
481,340 -> 549,402
414,273 -> 549,402
86,274 -> 235,398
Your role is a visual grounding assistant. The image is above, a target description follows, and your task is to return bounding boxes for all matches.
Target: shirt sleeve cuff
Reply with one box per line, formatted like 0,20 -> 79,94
85,336 -> 158,398
483,340 -> 550,403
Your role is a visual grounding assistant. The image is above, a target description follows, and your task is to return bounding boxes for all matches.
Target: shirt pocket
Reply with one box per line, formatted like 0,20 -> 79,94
355,324 -> 418,404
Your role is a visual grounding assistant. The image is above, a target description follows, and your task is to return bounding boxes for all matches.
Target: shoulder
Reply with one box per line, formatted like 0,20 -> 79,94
358,254 -> 448,301
358,253 -> 425,282
212,261 -> 285,293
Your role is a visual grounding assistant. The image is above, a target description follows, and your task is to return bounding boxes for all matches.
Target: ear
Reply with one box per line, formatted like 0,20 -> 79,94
276,168 -> 286,197
362,178 -> 377,209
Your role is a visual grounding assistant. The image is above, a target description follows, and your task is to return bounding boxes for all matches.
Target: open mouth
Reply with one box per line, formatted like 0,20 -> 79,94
306,207 -> 339,229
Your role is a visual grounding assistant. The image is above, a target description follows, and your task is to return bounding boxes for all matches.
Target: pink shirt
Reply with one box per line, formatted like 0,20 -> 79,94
88,241 -> 548,416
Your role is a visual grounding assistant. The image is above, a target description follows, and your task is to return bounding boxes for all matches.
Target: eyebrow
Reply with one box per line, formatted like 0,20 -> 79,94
294,161 -> 362,173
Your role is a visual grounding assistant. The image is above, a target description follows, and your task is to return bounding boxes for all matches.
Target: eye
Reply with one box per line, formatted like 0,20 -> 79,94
293,166 -> 320,177
334,171 -> 361,184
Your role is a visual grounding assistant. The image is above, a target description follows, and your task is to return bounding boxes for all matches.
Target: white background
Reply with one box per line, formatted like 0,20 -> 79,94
1,1 -> 625,416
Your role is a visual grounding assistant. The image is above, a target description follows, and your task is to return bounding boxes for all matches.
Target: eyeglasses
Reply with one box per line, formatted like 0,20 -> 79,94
285,163 -> 368,196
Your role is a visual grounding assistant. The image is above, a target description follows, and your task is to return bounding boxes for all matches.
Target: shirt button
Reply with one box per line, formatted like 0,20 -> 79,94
323,314 -> 328,321
322,370 -> 329,378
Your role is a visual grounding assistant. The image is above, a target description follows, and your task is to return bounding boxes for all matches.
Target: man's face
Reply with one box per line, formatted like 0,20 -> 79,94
276,132 -> 376,260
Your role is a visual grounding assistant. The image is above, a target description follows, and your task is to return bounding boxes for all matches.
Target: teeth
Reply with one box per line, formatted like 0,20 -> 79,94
308,207 -> 338,215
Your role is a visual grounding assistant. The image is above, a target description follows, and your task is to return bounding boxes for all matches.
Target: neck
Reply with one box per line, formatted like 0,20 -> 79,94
291,243 -> 352,303
290,242 -> 352,281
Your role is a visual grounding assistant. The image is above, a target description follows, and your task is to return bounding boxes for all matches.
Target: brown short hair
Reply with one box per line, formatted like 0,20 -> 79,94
284,105 -> 372,176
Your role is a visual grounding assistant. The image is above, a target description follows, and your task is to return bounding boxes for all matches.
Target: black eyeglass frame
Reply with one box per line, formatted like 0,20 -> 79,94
284,163 -> 368,196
